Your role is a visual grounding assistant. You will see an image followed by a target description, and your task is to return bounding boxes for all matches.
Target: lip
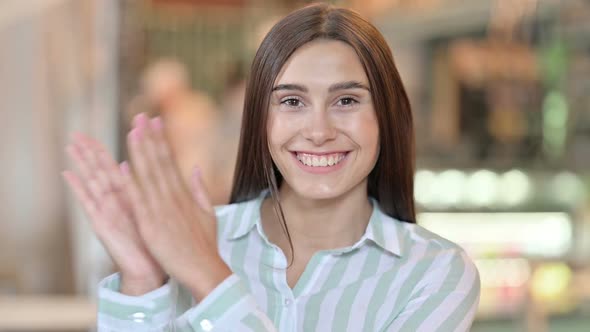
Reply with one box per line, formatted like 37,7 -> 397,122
291,150 -> 350,156
290,151 -> 350,174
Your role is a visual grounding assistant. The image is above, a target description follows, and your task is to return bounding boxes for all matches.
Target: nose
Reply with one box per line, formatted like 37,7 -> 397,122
301,108 -> 337,145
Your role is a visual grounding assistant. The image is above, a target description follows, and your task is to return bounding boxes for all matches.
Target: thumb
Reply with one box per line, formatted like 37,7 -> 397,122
191,166 -> 214,214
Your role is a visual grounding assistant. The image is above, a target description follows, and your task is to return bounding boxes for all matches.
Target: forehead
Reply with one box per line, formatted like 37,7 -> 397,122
274,39 -> 368,86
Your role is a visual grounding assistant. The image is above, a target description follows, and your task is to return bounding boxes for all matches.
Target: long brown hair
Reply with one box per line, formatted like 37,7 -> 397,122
230,3 -> 416,259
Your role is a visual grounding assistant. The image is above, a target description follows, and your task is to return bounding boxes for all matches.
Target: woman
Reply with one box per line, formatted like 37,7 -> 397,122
63,3 -> 480,331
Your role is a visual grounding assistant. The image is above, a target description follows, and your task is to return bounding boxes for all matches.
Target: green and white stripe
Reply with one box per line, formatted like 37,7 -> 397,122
97,191 -> 480,331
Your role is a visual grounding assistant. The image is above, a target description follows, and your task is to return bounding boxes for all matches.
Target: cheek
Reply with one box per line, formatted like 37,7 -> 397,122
267,114 -> 282,151
348,111 -> 380,152
267,114 -> 292,163
267,113 -> 300,148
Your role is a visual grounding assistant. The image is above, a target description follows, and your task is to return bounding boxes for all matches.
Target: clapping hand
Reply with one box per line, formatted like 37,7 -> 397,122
64,113 -> 231,300
63,132 -> 166,295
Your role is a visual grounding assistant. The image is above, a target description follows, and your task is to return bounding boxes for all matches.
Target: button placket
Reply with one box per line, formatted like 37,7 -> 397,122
280,296 -> 297,332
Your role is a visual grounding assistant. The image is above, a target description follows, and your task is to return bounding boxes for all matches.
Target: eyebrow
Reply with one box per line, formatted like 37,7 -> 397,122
271,80 -> 371,93
328,81 -> 371,93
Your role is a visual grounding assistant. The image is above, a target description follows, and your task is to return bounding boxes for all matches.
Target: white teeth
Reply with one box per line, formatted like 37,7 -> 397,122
312,156 -> 319,167
296,152 -> 346,167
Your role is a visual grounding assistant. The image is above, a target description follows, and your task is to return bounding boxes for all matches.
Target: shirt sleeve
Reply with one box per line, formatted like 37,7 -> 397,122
383,250 -> 481,332
96,272 -> 278,332
97,273 -> 181,331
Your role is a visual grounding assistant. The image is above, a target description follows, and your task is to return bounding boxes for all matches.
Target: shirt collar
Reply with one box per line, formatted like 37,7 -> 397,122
224,190 -> 266,240
224,191 -> 405,257
364,198 -> 405,257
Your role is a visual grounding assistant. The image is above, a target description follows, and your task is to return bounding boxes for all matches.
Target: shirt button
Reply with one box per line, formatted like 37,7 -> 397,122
284,298 -> 292,306
200,319 -> 213,331
130,312 -> 146,323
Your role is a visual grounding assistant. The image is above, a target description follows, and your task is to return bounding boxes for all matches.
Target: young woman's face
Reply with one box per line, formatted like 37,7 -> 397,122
268,39 -> 379,200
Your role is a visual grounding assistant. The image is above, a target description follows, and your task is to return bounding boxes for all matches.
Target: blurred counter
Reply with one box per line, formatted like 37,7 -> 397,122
0,296 -> 95,331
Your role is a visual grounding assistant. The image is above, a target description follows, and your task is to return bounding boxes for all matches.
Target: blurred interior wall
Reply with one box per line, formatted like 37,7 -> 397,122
0,0 -> 118,295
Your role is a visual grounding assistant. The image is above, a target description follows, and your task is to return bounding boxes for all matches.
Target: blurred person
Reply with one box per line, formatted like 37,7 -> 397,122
63,3 -> 480,331
126,59 -> 226,204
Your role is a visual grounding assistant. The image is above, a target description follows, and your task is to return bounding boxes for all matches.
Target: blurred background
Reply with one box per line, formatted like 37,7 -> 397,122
0,0 -> 589,331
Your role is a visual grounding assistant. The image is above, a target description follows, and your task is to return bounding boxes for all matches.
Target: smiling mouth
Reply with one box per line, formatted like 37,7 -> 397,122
293,151 -> 349,167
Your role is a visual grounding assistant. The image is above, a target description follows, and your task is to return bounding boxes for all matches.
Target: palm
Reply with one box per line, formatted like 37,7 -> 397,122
63,133 -> 165,283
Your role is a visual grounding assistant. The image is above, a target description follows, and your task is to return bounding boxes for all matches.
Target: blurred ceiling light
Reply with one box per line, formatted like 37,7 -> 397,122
418,212 -> 573,258
437,169 -> 467,207
414,170 -> 437,206
497,169 -> 531,206
466,170 -> 499,207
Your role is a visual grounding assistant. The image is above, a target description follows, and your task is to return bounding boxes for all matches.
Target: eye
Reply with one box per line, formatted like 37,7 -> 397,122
336,97 -> 359,107
280,97 -> 304,108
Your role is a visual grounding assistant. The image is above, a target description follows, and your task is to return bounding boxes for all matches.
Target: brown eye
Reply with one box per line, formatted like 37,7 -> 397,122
337,97 -> 358,107
281,98 -> 304,108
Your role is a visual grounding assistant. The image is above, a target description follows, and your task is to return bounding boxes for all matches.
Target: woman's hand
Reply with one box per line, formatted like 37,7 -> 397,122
125,113 -> 232,301
63,133 -> 167,295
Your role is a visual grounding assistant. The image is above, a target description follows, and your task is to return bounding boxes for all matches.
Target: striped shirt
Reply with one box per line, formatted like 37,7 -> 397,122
97,191 -> 480,331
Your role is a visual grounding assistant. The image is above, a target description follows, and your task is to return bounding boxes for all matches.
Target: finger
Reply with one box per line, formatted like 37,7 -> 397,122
69,134 -> 114,195
116,161 -> 134,210
127,126 -> 160,216
191,166 -> 214,215
75,132 -> 125,188
65,169 -> 137,259
84,138 -> 133,212
191,167 -> 217,243
137,114 -> 176,201
73,134 -> 135,218
63,168 -> 126,232
62,170 -> 100,220
120,155 -> 157,241
66,142 -> 109,203
149,116 -> 191,201
95,167 -> 134,225
124,127 -> 165,231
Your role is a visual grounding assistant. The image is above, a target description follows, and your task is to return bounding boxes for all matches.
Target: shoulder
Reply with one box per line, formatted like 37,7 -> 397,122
404,219 -> 457,247
372,218 -> 481,330
394,221 -> 480,293
376,208 -> 480,290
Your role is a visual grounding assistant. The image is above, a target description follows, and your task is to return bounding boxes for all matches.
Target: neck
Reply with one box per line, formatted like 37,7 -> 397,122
261,182 -> 373,257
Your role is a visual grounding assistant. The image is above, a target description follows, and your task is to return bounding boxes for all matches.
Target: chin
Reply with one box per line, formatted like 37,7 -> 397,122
285,180 -> 352,201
